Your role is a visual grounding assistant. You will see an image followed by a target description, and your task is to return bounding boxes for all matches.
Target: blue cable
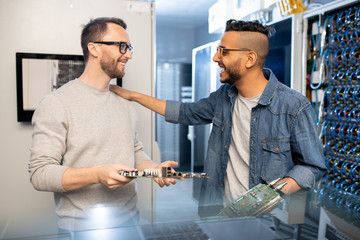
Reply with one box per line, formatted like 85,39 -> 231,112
350,164 -> 360,179
321,16 -> 331,55
310,20 -> 323,123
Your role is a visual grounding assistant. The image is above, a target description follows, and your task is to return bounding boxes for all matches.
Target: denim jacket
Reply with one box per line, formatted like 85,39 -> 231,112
165,69 -> 326,217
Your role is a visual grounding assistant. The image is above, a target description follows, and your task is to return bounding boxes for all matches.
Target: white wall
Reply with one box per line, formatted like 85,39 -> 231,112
0,0 -> 155,230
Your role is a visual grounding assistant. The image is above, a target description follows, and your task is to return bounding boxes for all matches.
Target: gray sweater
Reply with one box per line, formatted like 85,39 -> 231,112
29,79 -> 150,230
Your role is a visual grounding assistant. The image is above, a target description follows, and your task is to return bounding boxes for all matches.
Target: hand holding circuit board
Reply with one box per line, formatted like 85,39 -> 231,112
119,167 -> 209,179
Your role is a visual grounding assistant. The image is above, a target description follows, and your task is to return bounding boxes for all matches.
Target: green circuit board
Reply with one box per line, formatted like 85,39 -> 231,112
217,183 -> 283,217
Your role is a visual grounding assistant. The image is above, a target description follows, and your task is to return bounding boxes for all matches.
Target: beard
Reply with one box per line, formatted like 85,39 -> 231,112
221,64 -> 241,85
100,57 -> 125,79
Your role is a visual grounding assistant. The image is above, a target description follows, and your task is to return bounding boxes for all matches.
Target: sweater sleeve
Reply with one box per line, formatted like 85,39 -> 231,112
127,102 -> 152,167
133,131 -> 152,167
29,94 -> 68,192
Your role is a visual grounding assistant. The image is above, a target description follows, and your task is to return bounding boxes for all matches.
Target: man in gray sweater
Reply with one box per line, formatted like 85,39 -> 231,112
28,17 -> 177,231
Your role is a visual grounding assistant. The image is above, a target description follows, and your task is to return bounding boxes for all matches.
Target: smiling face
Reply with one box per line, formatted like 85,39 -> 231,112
98,23 -> 132,79
213,30 -> 269,85
213,31 -> 248,84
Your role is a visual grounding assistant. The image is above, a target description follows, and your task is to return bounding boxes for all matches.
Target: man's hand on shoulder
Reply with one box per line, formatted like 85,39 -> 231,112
109,84 -> 167,116
110,84 -> 133,100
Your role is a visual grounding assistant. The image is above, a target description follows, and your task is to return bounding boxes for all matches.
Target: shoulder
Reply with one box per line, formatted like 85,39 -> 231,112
52,79 -> 81,96
38,79 -> 79,104
276,82 -> 308,103
33,80 -> 81,117
32,93 -> 67,125
110,92 -> 137,116
270,82 -> 311,115
110,92 -> 134,107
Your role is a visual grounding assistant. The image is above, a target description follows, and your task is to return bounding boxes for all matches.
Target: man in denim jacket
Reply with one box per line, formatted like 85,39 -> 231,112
110,19 -> 327,217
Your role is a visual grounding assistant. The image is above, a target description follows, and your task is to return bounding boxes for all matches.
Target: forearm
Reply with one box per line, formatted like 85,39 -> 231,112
62,166 -> 100,192
110,85 -> 167,116
63,164 -> 136,191
131,92 -> 166,116
131,91 -> 166,116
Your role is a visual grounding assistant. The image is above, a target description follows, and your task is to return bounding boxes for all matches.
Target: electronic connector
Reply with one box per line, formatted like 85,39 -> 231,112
119,167 -> 209,179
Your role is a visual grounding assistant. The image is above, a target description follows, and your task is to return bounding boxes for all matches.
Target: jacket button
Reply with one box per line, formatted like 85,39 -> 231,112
224,145 -> 227,149
222,165 -> 225,168
275,147 -> 279,152
221,184 -> 223,187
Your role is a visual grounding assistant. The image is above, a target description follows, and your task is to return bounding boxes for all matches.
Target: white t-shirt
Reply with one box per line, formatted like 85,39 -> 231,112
223,93 -> 261,205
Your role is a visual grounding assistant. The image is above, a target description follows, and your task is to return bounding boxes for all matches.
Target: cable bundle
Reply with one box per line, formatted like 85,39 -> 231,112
316,4 -> 360,226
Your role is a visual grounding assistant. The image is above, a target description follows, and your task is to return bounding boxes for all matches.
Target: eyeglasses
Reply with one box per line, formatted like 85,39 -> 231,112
216,46 -> 250,58
93,41 -> 133,54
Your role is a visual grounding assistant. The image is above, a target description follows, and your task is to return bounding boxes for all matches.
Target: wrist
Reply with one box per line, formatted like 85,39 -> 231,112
92,166 -> 102,184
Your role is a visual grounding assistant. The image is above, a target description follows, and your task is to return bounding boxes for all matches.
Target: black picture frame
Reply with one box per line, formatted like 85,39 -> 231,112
16,52 -> 123,122
16,52 -> 85,122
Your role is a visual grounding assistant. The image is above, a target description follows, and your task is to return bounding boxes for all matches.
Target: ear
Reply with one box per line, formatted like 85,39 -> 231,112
88,42 -> 99,58
245,51 -> 257,68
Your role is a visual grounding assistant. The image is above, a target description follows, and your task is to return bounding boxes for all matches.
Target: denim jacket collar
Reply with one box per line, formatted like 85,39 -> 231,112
226,68 -> 277,106
258,68 -> 277,106
227,85 -> 237,103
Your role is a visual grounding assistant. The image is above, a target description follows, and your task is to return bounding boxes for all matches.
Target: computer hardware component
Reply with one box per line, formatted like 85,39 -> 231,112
119,167 -> 209,179
217,179 -> 286,217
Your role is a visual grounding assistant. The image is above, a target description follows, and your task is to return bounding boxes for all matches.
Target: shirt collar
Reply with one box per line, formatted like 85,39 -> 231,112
258,68 -> 278,106
227,68 -> 278,106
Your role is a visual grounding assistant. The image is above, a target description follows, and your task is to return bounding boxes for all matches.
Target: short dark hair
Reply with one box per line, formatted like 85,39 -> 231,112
224,19 -> 274,67
81,17 -> 127,62
225,19 -> 274,38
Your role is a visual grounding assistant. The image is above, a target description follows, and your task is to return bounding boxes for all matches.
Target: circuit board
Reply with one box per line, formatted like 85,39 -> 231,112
217,182 -> 284,217
119,167 -> 209,179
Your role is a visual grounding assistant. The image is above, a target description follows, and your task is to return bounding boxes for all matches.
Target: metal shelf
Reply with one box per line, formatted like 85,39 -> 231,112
303,0 -> 359,18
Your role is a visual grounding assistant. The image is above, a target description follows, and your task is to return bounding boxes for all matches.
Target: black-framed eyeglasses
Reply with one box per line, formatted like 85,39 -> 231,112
216,46 -> 250,58
93,41 -> 133,54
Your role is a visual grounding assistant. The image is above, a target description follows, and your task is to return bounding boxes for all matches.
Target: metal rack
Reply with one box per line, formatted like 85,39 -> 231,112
302,0 -> 360,238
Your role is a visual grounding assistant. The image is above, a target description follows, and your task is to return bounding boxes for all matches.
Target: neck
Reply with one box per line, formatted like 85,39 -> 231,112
234,70 -> 268,98
78,61 -> 111,90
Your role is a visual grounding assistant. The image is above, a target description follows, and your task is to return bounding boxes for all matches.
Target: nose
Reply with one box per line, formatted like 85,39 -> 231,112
212,52 -> 219,63
124,49 -> 132,59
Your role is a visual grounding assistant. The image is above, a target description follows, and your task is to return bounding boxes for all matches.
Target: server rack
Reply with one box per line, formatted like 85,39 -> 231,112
303,0 -> 360,239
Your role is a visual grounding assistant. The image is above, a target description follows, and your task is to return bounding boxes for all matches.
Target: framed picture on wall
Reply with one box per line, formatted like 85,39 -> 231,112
16,52 -> 85,122
16,52 -> 123,122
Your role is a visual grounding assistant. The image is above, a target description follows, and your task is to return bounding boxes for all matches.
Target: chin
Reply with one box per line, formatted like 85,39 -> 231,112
115,71 -> 125,79
220,78 -> 229,83
221,78 -> 236,85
